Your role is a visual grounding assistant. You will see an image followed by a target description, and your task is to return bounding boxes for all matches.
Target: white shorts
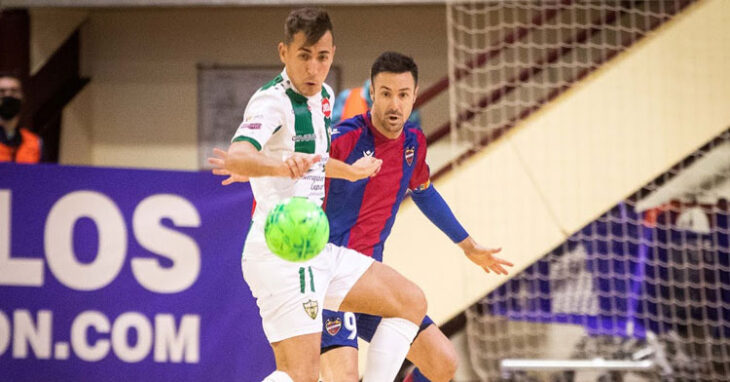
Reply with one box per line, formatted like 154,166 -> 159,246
241,239 -> 374,343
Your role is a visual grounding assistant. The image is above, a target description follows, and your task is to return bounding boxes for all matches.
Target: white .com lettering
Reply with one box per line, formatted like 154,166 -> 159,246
0,190 -> 201,293
0,309 -> 200,363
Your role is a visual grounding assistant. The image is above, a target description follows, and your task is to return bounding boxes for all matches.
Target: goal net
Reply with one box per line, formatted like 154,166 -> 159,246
446,1 -> 730,381
465,129 -> 730,381
446,0 -> 693,148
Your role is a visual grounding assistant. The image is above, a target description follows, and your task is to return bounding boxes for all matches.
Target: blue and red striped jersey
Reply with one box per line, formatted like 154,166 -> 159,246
324,112 -> 430,262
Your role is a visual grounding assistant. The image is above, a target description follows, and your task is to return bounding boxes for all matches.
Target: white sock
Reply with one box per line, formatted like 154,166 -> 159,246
261,370 -> 293,382
362,317 -> 420,382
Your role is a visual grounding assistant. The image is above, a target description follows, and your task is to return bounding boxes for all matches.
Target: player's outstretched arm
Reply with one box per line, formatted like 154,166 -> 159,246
207,142 -> 320,185
208,148 -> 250,185
411,183 -> 513,275
325,157 -> 382,182
457,236 -> 513,275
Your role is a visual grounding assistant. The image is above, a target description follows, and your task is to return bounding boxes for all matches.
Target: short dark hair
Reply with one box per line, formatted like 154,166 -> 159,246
0,71 -> 23,86
284,8 -> 333,46
370,51 -> 418,86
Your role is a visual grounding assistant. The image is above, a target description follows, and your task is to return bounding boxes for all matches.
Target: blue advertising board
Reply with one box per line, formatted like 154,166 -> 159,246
0,163 -> 275,381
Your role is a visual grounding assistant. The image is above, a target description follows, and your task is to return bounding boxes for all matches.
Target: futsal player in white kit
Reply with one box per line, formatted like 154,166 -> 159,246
208,7 -> 427,382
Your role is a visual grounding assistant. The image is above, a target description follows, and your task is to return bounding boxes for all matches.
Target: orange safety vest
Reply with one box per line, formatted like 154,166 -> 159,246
0,128 -> 42,163
341,87 -> 369,121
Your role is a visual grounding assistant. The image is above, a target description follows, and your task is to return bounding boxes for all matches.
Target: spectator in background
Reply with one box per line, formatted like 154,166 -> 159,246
332,78 -> 421,126
0,72 -> 42,163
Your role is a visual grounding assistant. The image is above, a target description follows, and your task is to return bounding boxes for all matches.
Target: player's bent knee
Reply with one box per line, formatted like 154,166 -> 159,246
400,281 -> 427,320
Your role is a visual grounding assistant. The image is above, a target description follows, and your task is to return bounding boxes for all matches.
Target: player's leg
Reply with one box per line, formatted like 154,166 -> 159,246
242,240 -> 334,382
356,313 -> 457,382
320,310 -> 359,382
320,346 -> 359,382
260,335 -> 322,382
268,333 -> 321,382
337,260 -> 426,324
405,323 -> 459,382
332,259 -> 427,381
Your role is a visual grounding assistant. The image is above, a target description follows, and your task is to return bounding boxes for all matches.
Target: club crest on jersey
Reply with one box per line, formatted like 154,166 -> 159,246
325,317 -> 342,336
322,97 -> 331,118
405,147 -> 415,166
363,150 -> 374,157
303,299 -> 319,320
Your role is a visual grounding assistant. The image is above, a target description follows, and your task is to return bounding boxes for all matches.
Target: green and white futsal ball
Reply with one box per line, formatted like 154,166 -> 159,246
264,197 -> 330,262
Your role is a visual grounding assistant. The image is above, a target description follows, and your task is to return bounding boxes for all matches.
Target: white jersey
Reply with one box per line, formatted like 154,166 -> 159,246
233,70 -> 375,344
232,69 -> 334,249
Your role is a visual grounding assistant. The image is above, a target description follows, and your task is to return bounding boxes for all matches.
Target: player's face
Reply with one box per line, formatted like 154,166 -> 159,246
278,31 -> 335,97
370,72 -> 418,139
0,77 -> 23,100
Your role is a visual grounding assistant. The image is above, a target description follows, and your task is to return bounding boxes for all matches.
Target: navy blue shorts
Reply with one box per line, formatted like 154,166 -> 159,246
320,309 -> 435,352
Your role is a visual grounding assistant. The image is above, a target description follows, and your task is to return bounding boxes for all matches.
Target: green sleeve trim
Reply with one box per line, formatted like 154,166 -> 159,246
261,74 -> 283,91
232,136 -> 262,151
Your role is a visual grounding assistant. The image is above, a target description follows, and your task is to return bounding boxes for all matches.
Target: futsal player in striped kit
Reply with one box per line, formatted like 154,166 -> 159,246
319,52 -> 514,382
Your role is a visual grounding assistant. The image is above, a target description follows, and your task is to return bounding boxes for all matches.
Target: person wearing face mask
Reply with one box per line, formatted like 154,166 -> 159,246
0,72 -> 42,163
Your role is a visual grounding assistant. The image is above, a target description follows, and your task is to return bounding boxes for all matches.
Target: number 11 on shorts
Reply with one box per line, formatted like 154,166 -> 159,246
299,266 -> 315,293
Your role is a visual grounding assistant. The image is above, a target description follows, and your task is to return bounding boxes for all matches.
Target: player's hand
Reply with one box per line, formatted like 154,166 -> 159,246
208,148 -> 250,185
350,156 -> 383,181
458,237 -> 513,275
284,152 -> 322,179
